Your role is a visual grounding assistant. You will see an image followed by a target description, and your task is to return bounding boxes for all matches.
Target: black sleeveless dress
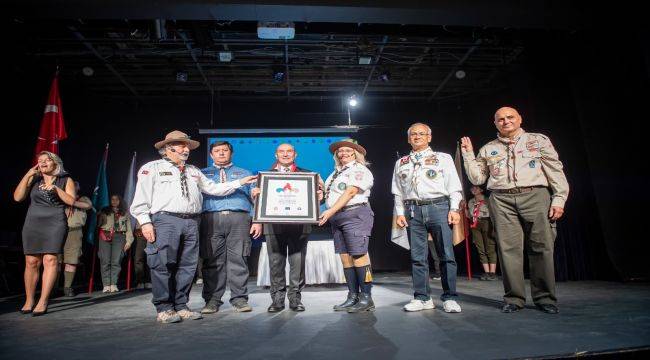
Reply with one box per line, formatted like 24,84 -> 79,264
22,173 -> 70,254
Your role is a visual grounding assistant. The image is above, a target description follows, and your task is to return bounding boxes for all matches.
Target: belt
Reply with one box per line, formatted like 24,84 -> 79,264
403,197 -> 448,206
157,211 -> 200,219
491,186 -> 543,194
214,210 -> 248,215
341,203 -> 368,211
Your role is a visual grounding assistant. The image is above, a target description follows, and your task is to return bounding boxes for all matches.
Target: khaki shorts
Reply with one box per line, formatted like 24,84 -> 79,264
63,228 -> 83,264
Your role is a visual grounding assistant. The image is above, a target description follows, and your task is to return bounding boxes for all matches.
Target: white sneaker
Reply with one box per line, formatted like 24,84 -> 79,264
110,285 -> 119,292
196,278 -> 203,285
443,300 -> 462,313
102,286 -> 111,293
403,299 -> 435,312
144,282 -> 153,289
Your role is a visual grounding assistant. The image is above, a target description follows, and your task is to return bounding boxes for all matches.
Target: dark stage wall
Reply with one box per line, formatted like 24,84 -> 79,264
3,28 -> 649,282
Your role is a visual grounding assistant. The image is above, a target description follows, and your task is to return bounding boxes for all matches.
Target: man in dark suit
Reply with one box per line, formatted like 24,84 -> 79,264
251,143 -> 322,312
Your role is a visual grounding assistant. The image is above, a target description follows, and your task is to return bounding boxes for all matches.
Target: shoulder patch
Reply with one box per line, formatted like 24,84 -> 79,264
399,156 -> 410,166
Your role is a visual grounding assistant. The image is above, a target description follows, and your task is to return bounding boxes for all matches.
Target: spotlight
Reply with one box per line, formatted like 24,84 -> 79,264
218,51 -> 233,62
176,71 -> 188,82
272,66 -> 285,83
455,70 -> 466,79
82,66 -> 94,77
348,95 -> 359,107
378,70 -> 390,82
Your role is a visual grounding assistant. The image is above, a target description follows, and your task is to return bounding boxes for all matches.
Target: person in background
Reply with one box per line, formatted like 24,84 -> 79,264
133,221 -> 152,290
61,181 -> 92,297
466,185 -> 498,281
97,194 -> 134,293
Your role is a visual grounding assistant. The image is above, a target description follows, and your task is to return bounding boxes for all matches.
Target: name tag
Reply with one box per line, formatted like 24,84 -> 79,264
159,171 -> 173,176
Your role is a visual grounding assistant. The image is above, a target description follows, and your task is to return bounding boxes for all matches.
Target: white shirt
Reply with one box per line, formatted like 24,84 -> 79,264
391,147 -> 463,216
130,159 -> 242,225
324,161 -> 373,209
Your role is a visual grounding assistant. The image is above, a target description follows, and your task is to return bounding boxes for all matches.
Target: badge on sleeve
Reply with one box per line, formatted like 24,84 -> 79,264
354,171 -> 364,181
426,169 -> 437,179
491,150 -> 498,156
141,170 -> 149,175
399,156 -> 410,166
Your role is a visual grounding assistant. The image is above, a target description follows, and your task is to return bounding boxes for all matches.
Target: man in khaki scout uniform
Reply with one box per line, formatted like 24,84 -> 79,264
461,106 -> 569,314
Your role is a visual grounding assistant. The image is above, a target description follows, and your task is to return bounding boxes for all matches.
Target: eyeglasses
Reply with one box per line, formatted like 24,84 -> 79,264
409,132 -> 430,137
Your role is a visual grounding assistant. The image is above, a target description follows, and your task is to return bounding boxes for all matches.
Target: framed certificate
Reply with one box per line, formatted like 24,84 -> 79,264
253,171 -> 320,223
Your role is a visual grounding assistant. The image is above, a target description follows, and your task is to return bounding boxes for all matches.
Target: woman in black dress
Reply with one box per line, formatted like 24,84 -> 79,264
13,151 -> 76,315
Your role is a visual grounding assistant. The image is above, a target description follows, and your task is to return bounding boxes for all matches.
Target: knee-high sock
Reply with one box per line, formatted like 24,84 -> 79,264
63,270 -> 76,288
355,266 -> 372,295
343,267 -> 359,294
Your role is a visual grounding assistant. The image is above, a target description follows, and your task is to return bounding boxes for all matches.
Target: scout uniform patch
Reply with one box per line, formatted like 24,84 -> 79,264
337,182 -> 347,190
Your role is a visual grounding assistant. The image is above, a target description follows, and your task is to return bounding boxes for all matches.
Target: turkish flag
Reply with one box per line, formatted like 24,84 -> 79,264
34,75 -> 67,162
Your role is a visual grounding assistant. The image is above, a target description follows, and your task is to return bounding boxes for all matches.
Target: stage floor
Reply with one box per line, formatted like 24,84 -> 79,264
1,273 -> 649,359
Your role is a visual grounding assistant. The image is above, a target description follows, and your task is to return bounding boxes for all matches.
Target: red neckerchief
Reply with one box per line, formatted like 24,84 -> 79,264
470,199 -> 485,228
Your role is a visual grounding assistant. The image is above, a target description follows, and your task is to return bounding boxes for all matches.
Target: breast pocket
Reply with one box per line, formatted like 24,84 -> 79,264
486,155 -> 506,176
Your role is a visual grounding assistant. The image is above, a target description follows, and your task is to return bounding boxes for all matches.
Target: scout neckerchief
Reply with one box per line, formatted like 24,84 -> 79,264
324,162 -> 353,202
408,147 -> 434,196
497,129 -> 525,183
470,198 -> 485,228
164,156 -> 189,199
215,162 -> 233,183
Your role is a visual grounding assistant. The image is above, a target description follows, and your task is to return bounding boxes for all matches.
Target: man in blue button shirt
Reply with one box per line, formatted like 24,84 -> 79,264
199,141 -> 262,314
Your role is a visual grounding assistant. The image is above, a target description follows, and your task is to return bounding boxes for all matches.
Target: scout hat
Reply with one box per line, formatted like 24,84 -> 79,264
329,138 -> 367,156
154,130 -> 200,150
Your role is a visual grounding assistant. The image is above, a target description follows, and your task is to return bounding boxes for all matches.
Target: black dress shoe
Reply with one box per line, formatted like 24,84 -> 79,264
290,301 -> 305,312
501,303 -> 521,313
267,303 -> 285,313
19,308 -> 33,315
536,303 -> 559,314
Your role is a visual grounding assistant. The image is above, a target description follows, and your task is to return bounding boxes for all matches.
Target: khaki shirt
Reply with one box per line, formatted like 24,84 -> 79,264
467,197 -> 490,219
67,196 -> 91,229
462,130 -> 569,208
99,211 -> 134,246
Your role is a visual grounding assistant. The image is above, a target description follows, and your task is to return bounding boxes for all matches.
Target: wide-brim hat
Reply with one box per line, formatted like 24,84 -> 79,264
154,130 -> 200,150
329,138 -> 366,156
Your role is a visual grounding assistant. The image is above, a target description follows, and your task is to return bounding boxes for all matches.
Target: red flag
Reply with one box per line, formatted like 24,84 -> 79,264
34,75 -> 67,162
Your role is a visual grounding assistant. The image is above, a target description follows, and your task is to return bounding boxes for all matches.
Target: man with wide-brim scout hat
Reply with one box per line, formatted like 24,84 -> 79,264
329,139 -> 367,156
155,130 -> 200,150
131,129 -> 257,324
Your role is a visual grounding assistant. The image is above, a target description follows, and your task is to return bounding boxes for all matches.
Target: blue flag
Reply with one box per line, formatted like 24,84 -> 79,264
85,143 -> 110,245
123,151 -> 137,231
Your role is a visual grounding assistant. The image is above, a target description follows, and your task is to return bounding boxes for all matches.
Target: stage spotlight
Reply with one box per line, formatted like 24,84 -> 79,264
348,95 -> 359,107
176,71 -> 188,82
272,65 -> 285,83
378,70 -> 390,82
82,66 -> 94,77
218,51 -> 233,62
455,70 -> 466,79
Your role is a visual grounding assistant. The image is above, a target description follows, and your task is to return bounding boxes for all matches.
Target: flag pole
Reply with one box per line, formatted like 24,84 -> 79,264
126,249 -> 133,291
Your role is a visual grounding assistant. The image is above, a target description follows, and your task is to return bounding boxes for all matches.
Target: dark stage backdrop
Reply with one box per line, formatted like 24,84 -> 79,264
3,28 -> 649,283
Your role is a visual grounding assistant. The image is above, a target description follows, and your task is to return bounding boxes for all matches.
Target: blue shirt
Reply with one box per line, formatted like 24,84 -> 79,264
201,164 -> 254,214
